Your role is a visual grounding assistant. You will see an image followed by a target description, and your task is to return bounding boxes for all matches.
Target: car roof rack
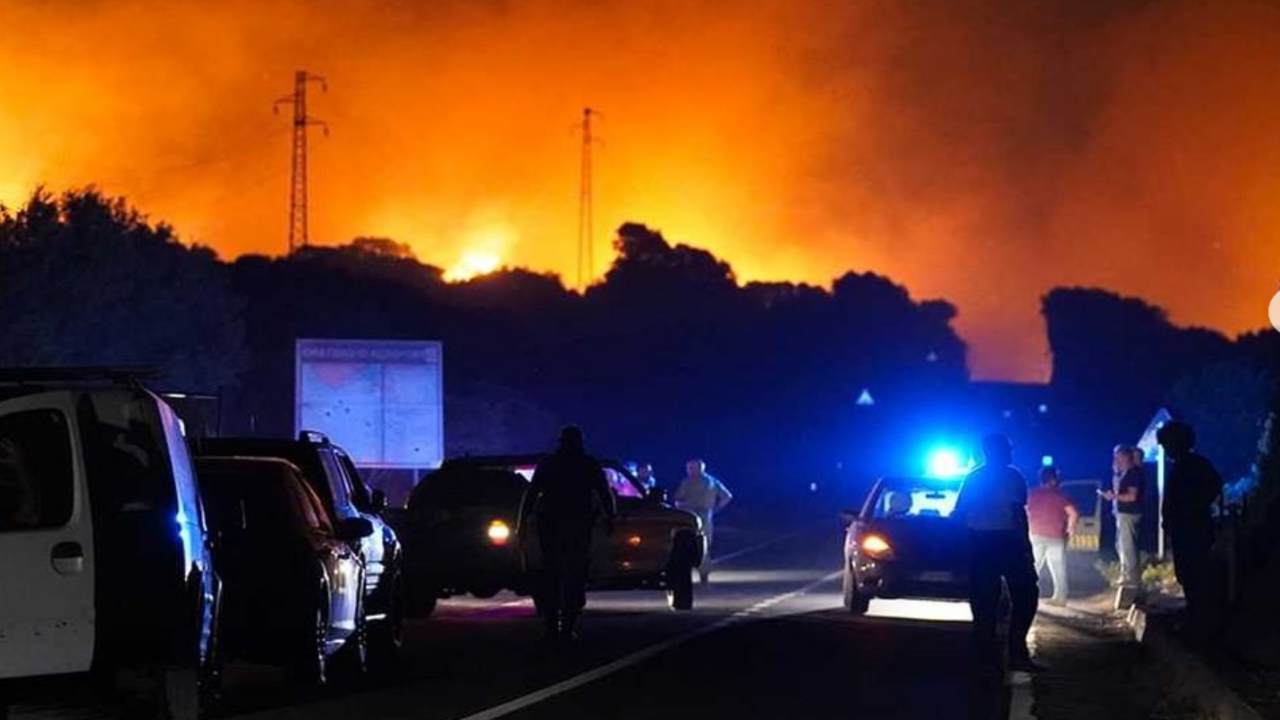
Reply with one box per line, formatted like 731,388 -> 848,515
298,429 -> 332,445
0,366 -> 160,387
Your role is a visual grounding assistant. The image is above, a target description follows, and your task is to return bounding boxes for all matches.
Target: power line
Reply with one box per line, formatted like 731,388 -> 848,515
273,70 -> 328,254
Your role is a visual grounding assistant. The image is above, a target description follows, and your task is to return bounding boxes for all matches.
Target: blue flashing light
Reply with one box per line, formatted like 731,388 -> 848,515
1041,454 -> 1054,467
925,447 -> 974,479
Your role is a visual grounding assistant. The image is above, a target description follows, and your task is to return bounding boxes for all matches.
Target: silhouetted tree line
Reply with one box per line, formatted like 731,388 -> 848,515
0,191 -> 969,499
1042,288 -> 1279,482
5,189 -> 1279,507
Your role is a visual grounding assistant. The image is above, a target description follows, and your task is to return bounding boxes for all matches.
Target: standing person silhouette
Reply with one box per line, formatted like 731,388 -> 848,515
1102,445 -> 1144,588
954,434 -> 1041,674
1158,421 -> 1223,643
1028,466 -> 1078,606
517,426 -> 617,640
675,459 -> 733,584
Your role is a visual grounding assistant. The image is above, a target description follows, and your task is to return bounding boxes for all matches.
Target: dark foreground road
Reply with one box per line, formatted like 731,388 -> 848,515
15,520 -> 1022,720
218,520 -> 1017,720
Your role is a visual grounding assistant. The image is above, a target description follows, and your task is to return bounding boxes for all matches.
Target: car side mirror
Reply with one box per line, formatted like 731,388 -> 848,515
371,489 -> 388,513
336,517 -> 375,542
839,509 -> 859,527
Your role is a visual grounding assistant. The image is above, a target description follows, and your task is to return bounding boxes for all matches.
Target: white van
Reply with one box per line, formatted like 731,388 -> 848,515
0,369 -> 219,719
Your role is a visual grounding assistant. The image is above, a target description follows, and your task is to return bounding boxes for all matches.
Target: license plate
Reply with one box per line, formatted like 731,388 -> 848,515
917,571 -> 955,583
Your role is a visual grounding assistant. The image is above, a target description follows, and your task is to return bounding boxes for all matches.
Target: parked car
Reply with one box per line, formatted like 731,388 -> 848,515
196,456 -> 372,685
841,476 -> 970,615
1058,479 -> 1103,553
403,455 -> 704,614
0,368 -> 219,719
195,432 -> 404,663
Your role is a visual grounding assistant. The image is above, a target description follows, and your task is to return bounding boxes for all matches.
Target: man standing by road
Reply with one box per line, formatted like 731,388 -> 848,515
954,434 -> 1040,673
1027,466 -> 1078,606
635,462 -> 658,492
1102,445 -> 1144,587
517,426 -> 617,640
1158,421 -> 1223,642
675,459 -> 732,584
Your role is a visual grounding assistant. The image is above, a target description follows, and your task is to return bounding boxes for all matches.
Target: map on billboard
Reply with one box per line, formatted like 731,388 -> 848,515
295,339 -> 443,468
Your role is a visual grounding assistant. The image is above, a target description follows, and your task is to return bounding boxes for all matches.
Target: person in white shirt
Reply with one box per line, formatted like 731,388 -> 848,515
674,459 -> 732,584
954,434 -> 1041,674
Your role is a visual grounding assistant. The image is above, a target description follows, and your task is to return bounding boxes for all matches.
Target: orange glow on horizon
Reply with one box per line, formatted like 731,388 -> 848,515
3,1 -> 1280,380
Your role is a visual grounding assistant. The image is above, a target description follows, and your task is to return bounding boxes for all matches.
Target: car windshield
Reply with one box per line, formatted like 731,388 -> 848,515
870,481 -> 961,519
605,467 -> 645,499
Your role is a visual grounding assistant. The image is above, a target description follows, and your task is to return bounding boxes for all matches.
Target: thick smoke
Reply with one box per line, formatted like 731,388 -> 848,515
1,0 -> 1277,378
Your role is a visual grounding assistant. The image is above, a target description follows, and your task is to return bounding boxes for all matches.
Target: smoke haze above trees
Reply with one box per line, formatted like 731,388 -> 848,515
3,0 -> 1280,379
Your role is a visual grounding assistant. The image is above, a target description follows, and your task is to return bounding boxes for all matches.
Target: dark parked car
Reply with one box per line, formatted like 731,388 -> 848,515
196,457 -> 372,685
403,455 -> 704,614
196,432 -> 405,662
841,476 -> 969,615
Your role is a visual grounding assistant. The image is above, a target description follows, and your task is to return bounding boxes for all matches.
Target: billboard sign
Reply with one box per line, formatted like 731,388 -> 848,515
295,339 -> 443,469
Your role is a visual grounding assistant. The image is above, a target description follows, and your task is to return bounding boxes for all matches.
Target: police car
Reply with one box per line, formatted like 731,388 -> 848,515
841,476 -> 970,614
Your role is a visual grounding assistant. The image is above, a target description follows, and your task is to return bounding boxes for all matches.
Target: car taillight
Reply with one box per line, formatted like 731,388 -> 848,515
860,533 -> 893,559
487,520 -> 511,545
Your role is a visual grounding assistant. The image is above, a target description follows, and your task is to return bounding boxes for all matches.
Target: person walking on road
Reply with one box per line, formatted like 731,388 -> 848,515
1157,421 -> 1224,643
674,459 -> 732,585
517,426 -> 617,640
1102,445 -> 1144,587
954,434 -> 1041,674
1027,466 -> 1078,606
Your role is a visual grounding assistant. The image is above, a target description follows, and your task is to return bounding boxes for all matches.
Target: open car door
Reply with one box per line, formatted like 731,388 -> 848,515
1061,479 -> 1103,553
0,390 -> 96,678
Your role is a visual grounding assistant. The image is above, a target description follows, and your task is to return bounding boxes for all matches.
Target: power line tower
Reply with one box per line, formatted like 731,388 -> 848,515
576,107 -> 596,291
274,70 -> 328,253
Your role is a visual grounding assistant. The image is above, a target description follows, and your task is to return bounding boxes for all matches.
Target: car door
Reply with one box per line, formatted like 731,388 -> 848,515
293,477 -> 360,642
1061,479 -> 1103,553
333,450 -> 387,592
0,390 -> 95,678
589,467 -> 663,582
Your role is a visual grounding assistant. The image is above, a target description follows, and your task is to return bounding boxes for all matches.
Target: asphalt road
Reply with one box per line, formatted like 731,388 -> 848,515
12,518 -> 1020,720
212,519 -> 1018,720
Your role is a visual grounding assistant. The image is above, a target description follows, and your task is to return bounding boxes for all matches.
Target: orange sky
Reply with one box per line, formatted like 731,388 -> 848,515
3,0 -> 1279,380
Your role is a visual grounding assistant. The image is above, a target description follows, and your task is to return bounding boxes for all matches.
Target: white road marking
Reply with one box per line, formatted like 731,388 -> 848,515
706,531 -> 801,566
454,570 -> 842,720
1009,624 -> 1037,719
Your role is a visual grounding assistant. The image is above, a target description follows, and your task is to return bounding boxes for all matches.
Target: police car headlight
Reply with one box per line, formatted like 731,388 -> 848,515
860,533 -> 893,560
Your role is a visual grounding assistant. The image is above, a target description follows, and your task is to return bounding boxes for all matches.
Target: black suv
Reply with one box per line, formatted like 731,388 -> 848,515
195,431 -> 405,662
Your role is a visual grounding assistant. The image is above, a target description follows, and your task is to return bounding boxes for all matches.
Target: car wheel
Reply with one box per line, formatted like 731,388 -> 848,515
666,533 -> 696,611
369,572 -> 405,667
293,602 -> 329,687
197,661 -> 222,720
158,668 -> 200,720
408,578 -> 438,618
335,583 -> 369,683
843,562 -> 870,615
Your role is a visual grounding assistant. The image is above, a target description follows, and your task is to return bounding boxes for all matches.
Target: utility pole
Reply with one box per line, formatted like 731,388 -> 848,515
576,107 -> 596,291
274,70 -> 328,253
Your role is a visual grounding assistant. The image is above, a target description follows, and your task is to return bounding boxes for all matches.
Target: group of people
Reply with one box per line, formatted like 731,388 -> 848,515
957,422 -> 1224,673
1025,443 -> 1147,607
516,426 -> 733,640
